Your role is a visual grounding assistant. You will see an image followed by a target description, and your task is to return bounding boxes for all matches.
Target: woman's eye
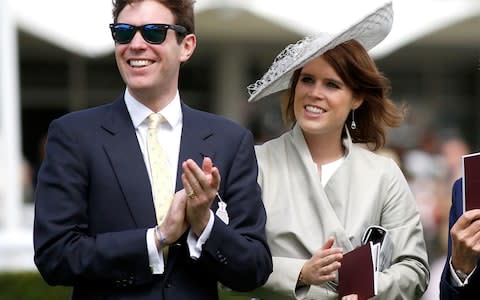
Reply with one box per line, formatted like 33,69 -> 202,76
327,81 -> 340,89
300,76 -> 313,84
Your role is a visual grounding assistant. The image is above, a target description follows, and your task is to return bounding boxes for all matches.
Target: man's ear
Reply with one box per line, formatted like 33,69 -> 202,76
180,34 -> 196,63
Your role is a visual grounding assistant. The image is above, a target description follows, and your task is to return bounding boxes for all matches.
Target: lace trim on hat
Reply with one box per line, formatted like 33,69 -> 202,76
247,36 -> 314,97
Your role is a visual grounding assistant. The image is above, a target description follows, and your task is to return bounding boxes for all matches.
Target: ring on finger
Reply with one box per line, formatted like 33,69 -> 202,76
187,191 -> 197,200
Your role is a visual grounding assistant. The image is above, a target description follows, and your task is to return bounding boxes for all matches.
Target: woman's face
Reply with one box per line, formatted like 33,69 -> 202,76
293,55 -> 363,139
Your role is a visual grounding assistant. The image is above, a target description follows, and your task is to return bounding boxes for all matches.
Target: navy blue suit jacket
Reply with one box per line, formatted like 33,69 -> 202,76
440,178 -> 480,299
33,97 -> 272,300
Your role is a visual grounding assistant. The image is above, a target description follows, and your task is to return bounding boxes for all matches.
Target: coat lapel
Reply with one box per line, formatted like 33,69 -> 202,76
166,103 -> 216,276
101,98 -> 156,228
174,104 -> 216,191
290,124 -> 354,251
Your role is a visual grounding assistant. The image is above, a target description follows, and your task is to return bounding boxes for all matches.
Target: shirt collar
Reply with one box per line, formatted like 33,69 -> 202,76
124,88 -> 182,129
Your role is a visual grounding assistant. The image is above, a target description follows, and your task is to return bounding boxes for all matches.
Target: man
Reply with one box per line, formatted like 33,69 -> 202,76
440,178 -> 480,299
33,1 -> 272,299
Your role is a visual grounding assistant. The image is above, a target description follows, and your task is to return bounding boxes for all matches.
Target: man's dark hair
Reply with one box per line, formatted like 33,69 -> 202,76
112,0 -> 195,36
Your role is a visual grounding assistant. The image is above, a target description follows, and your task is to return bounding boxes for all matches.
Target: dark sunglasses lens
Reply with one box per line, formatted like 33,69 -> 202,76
142,25 -> 167,44
113,24 -> 135,44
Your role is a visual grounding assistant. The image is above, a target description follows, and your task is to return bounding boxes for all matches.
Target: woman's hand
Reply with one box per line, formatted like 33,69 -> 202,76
300,237 -> 343,285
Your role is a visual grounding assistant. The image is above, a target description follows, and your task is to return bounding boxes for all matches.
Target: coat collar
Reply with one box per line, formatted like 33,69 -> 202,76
291,123 -> 353,161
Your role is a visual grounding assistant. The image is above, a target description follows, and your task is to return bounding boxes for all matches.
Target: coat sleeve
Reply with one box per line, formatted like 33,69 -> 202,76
196,129 -> 273,292
33,119 -> 153,288
439,179 -> 480,300
374,159 -> 430,299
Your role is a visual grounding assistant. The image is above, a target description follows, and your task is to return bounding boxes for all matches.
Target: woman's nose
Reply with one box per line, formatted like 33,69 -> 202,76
308,84 -> 325,99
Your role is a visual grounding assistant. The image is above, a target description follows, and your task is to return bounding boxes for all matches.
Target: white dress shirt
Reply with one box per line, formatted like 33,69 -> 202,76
124,88 -> 214,274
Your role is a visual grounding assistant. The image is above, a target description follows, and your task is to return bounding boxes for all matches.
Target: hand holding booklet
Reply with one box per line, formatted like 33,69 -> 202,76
338,225 -> 393,300
462,152 -> 480,212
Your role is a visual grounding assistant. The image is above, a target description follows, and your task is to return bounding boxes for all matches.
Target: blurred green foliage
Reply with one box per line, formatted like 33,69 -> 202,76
0,272 -> 253,299
0,272 -> 71,300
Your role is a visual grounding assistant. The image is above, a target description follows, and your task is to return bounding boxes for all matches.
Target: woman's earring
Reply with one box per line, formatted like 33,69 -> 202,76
350,109 -> 357,130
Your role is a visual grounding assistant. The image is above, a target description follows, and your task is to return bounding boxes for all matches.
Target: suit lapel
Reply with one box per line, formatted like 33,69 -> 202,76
166,103 -> 216,276
174,103 -> 216,191
101,98 -> 156,228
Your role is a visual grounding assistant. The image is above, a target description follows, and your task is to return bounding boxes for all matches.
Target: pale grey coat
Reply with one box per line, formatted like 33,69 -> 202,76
251,124 -> 429,300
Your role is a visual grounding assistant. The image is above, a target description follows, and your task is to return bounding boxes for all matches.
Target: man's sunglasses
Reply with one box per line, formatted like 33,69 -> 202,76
109,23 -> 188,44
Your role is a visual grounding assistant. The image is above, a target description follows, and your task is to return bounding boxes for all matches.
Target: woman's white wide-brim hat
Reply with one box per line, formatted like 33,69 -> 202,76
247,1 -> 393,103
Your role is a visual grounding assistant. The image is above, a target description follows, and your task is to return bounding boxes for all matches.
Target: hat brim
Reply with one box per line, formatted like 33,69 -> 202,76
247,1 -> 393,103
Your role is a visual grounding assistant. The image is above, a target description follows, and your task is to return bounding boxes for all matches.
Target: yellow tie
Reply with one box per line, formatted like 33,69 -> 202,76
146,113 -> 173,225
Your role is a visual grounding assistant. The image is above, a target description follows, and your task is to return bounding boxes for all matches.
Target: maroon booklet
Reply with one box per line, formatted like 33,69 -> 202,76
338,242 -> 375,300
462,153 -> 480,212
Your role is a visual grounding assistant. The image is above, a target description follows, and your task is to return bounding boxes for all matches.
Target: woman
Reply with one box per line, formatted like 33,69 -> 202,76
245,2 -> 429,299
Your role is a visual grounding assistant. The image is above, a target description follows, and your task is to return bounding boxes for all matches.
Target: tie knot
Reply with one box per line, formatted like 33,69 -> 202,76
147,113 -> 165,129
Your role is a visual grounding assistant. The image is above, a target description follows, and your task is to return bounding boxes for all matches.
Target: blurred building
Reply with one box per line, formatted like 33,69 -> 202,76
1,0 -> 479,271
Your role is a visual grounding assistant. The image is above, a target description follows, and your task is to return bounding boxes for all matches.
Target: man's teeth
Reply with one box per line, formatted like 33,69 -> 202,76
129,60 -> 152,67
305,105 -> 324,113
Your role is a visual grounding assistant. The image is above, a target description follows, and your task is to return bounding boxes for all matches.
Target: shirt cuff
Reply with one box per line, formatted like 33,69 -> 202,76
187,210 -> 214,259
449,257 -> 476,286
147,227 -> 165,274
